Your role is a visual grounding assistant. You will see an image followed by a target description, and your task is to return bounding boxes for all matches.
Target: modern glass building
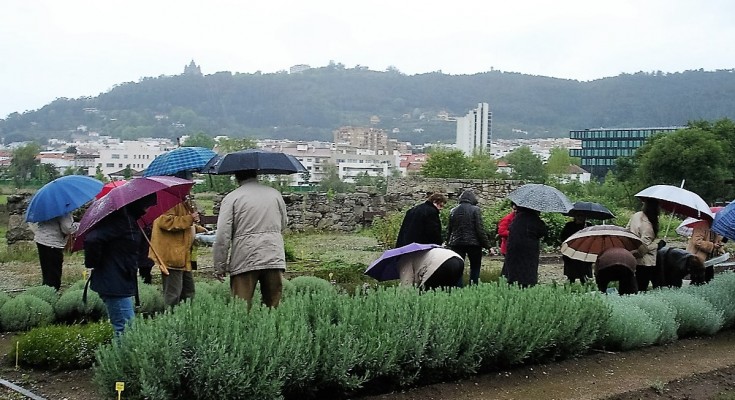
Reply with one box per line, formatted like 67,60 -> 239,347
569,127 -> 682,178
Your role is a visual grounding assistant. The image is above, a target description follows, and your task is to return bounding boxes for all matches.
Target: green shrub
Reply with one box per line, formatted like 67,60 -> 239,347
67,279 -> 88,291
23,285 -> 59,306
0,295 -> 55,332
12,322 -> 112,370
54,289 -> 107,323
648,289 -> 724,337
370,210 -> 404,249
683,271 -> 735,328
287,276 -> 338,296
597,297 -> 660,351
284,239 -> 297,262
623,294 -> 678,344
137,281 -> 165,315
0,291 -> 11,310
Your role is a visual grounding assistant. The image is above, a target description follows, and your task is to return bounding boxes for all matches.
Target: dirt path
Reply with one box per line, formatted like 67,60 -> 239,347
360,330 -> 735,400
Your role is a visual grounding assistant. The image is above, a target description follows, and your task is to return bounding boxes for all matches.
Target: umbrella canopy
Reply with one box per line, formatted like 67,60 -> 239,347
507,184 -> 573,213
634,185 -> 714,220
712,201 -> 735,241
560,225 -> 643,263
365,243 -> 440,281
72,176 -> 194,251
566,201 -> 615,220
143,146 -> 217,177
675,217 -> 710,237
202,149 -> 307,175
95,180 -> 128,199
25,175 -> 104,223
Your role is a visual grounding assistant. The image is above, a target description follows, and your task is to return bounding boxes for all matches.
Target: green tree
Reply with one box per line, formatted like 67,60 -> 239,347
9,143 -> 41,186
634,127 -> 730,203
216,137 -> 256,153
318,163 -> 352,193
466,151 -> 499,179
353,172 -> 387,194
421,149 -> 469,178
182,132 -> 216,149
95,165 -> 107,182
36,163 -> 59,184
546,147 -> 579,175
123,165 -> 133,179
505,146 -> 547,183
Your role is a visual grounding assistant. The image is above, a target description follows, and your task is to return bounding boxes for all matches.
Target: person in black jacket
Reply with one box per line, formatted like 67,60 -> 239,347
395,193 -> 447,248
85,194 -> 157,336
447,190 -> 491,286
560,216 -> 592,283
503,206 -> 547,287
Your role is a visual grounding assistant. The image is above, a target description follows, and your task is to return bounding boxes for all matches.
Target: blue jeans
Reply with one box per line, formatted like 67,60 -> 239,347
102,296 -> 135,336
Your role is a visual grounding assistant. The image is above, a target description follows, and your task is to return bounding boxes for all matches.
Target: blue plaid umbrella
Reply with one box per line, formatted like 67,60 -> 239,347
712,201 -> 735,241
25,175 -> 104,222
143,147 -> 217,177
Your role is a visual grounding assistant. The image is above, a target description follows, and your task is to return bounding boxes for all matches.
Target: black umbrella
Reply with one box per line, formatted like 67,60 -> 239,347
566,201 -> 615,220
202,149 -> 307,175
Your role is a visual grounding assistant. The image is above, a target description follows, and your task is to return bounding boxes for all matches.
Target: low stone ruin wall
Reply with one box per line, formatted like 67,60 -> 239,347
6,177 -> 523,242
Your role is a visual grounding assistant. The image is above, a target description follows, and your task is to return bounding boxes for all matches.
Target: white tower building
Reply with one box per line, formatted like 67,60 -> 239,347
456,102 -> 492,155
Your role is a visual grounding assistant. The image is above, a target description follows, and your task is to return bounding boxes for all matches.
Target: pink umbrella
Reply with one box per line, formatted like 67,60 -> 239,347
72,176 -> 194,252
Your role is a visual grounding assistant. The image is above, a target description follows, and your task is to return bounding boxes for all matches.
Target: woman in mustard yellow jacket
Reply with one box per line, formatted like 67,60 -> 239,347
149,202 -> 206,306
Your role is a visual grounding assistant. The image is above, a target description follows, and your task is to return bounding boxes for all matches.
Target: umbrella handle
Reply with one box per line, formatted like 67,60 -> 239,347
139,225 -> 170,276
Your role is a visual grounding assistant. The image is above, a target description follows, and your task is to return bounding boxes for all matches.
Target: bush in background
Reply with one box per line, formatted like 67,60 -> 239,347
370,210 -> 404,249
12,322 -> 112,370
0,294 -> 55,332
597,296 -> 660,351
23,285 -> 59,307
620,294 -> 679,345
54,289 -> 107,323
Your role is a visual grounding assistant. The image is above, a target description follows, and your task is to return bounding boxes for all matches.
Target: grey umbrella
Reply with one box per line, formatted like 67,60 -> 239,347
507,184 -> 574,213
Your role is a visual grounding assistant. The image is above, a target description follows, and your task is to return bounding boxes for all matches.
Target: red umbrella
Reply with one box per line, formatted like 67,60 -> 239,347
72,176 -> 194,252
95,180 -> 128,199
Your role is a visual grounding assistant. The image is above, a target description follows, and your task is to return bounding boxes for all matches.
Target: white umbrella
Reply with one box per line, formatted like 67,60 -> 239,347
634,185 -> 714,220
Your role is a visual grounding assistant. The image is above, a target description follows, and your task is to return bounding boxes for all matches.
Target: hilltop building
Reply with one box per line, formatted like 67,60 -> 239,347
333,126 -> 402,154
456,103 -> 492,156
568,127 -> 682,178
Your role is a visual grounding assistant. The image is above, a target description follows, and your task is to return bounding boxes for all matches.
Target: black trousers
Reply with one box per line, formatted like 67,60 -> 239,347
37,242 -> 63,290
450,245 -> 483,286
423,257 -> 464,290
596,265 -> 638,295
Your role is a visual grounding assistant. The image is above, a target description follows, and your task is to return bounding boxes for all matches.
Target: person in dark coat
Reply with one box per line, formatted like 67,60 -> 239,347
502,206 -> 547,288
656,246 -> 706,287
137,225 -> 154,284
84,194 -> 157,336
560,215 -> 593,283
395,193 -> 447,248
594,247 -> 638,295
447,190 -> 491,286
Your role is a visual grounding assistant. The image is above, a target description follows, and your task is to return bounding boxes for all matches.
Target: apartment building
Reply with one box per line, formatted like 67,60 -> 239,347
90,139 -> 173,176
456,102 -> 492,156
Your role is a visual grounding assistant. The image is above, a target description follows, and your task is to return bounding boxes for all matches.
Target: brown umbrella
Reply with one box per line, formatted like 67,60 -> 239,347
560,225 -> 643,263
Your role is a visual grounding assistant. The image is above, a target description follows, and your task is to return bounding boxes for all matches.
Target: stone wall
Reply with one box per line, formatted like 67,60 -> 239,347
5,178 -> 524,242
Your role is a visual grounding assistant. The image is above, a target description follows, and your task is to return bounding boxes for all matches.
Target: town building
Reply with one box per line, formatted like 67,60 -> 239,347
333,126 -> 399,154
90,139 -> 174,177
568,127 -> 682,178
456,102 -> 492,156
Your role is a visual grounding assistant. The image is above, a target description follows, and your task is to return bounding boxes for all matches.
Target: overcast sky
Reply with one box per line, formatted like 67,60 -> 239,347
2,0 -> 734,119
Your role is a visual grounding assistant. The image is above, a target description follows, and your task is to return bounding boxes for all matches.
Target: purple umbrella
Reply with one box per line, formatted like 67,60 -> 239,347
365,243 -> 440,281
72,176 -> 194,252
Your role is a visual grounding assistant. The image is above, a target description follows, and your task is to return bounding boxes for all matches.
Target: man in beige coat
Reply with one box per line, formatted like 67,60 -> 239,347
213,170 -> 288,308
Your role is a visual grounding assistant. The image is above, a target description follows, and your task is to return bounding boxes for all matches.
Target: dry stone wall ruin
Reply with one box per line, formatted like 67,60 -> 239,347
6,178 -> 523,243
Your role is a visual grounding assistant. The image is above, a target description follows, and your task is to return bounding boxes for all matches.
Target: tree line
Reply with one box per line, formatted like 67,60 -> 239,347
2,66 -> 735,145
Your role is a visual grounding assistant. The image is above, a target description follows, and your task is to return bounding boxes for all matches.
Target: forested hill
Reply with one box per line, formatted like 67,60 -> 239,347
2,66 -> 735,144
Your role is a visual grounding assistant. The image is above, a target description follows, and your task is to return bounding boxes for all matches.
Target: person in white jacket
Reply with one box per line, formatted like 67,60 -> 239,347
33,213 -> 78,290
213,170 -> 288,308
398,247 -> 464,290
